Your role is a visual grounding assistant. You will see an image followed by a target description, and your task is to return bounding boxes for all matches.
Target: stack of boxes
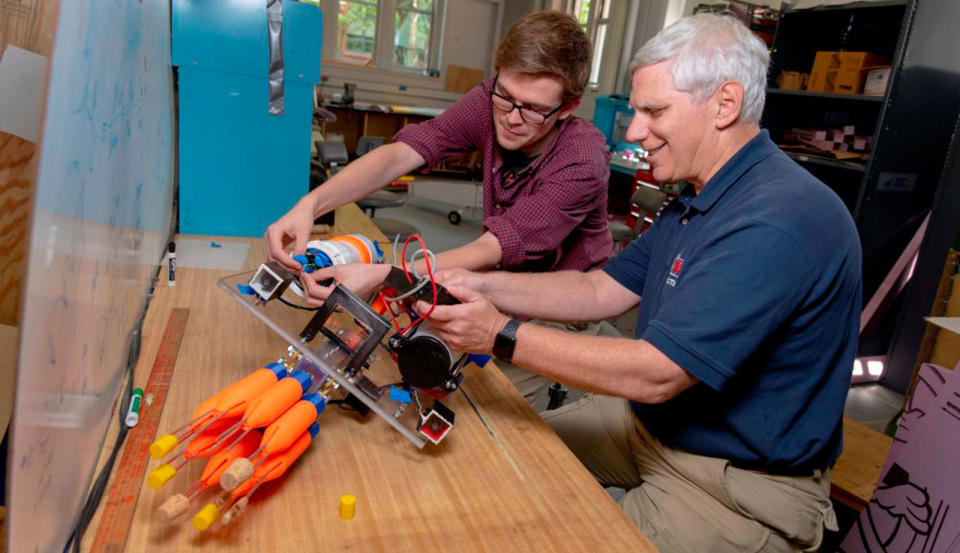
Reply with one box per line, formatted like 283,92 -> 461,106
807,51 -> 889,95
782,126 -> 872,154
775,51 -> 891,95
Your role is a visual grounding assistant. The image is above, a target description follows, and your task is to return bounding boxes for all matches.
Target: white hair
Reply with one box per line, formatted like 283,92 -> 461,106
629,14 -> 769,124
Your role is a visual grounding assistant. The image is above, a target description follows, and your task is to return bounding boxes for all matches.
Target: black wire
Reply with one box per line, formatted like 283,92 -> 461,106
63,228 -> 167,552
278,296 -> 320,311
64,326 -> 142,553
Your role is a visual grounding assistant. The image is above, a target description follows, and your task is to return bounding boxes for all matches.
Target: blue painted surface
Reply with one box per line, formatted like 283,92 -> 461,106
594,94 -> 637,153
173,0 -> 323,236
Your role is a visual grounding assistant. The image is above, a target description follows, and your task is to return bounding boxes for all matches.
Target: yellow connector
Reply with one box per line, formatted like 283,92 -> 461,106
147,463 -> 177,489
192,503 -> 221,531
149,434 -> 178,459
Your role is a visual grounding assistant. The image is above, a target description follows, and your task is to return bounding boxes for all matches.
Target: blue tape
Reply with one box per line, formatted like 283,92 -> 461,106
292,254 -> 309,266
466,354 -> 492,368
313,250 -> 332,268
389,386 -> 413,404
373,240 -> 384,263
237,284 -> 256,295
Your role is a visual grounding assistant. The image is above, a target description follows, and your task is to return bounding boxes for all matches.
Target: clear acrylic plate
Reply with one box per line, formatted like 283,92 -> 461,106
218,270 -> 430,448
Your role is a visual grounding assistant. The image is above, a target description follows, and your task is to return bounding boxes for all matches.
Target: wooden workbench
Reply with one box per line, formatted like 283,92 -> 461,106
82,204 -> 655,552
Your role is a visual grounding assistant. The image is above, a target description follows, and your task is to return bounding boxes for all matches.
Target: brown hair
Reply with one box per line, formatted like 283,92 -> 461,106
495,11 -> 592,103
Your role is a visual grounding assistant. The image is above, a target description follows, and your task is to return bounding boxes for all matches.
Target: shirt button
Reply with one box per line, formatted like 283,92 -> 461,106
681,218 -> 689,226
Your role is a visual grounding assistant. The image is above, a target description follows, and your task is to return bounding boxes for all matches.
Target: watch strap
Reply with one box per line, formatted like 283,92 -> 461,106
493,318 -> 521,363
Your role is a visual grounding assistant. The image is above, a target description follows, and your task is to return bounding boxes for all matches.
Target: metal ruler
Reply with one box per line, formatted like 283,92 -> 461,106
90,308 -> 189,552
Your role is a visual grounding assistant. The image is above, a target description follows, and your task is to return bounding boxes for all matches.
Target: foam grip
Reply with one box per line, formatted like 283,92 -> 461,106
220,458 -> 254,491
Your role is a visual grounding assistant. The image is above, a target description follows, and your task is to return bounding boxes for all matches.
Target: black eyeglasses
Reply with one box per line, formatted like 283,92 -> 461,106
490,75 -> 565,126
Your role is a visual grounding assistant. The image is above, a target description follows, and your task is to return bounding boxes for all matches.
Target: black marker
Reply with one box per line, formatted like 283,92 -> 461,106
167,241 -> 176,287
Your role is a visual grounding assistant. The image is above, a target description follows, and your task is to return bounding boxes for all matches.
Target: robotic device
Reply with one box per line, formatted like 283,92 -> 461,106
297,266 -> 466,445
221,234 -> 485,448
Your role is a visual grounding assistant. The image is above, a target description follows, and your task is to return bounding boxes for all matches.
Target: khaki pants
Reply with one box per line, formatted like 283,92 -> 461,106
498,320 -> 622,409
543,394 -> 839,553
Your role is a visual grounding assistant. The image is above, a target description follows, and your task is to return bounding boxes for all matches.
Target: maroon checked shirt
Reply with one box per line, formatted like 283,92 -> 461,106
394,78 -> 612,273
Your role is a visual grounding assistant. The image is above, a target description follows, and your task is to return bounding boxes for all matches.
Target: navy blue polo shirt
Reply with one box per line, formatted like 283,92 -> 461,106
603,131 -> 861,472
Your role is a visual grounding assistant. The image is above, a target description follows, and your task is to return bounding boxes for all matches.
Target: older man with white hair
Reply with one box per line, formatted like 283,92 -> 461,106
419,13 -> 862,552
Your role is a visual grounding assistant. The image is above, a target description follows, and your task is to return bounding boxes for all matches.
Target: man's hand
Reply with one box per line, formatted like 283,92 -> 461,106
433,268 -> 487,294
299,263 -> 392,306
415,285 -> 510,353
265,201 -> 316,272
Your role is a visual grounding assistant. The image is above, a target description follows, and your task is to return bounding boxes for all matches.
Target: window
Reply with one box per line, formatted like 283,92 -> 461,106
570,0 -> 610,87
319,0 -> 445,75
394,0 -> 435,70
339,1 -> 379,66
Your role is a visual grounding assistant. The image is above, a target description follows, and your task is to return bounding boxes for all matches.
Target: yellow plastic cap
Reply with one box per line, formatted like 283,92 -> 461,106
147,463 -> 177,489
149,434 -> 178,459
192,503 -> 221,531
339,494 -> 356,520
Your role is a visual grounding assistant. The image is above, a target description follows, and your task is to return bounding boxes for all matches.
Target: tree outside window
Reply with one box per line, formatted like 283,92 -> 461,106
394,0 -> 434,70
571,0 -> 609,87
338,0 -> 379,66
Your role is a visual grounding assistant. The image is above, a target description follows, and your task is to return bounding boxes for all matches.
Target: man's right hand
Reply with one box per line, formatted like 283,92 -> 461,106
265,202 -> 316,272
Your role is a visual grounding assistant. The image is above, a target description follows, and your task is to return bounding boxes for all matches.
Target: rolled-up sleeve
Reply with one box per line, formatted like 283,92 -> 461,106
393,82 -> 488,170
485,155 -> 609,268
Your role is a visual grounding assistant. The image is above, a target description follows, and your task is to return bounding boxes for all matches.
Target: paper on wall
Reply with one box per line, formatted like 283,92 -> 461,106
0,45 -> 48,143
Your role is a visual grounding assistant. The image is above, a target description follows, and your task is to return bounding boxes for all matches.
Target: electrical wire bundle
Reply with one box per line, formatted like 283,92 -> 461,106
378,233 -> 439,336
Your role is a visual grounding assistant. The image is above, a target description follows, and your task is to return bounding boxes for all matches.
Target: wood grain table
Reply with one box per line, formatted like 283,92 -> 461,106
83,204 -> 655,552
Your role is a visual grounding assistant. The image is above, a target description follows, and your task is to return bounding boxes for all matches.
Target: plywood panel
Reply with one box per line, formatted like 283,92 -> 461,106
0,0 -> 58,326
444,64 -> 485,93
8,2 -> 176,551
0,133 -> 34,325
0,323 -> 17,440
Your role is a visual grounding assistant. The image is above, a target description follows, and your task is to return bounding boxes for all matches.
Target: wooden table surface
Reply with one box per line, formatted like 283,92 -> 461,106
831,417 -> 893,511
83,204 -> 655,552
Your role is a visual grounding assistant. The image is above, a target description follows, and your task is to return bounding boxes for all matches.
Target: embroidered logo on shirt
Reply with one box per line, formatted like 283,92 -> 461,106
666,255 -> 684,287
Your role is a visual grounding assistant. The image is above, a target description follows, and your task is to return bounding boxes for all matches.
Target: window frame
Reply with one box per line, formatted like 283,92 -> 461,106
320,0 -> 446,76
559,0 -> 610,89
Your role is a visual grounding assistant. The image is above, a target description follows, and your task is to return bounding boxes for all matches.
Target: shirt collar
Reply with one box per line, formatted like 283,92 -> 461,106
687,129 -> 777,214
491,110 -> 572,175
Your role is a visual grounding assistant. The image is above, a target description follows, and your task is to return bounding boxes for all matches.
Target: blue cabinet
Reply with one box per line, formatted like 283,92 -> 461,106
173,0 -> 323,236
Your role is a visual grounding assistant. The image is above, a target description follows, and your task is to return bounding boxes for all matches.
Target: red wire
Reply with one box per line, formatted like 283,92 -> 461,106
399,234 -> 438,334
379,291 -> 404,333
418,387 -> 450,400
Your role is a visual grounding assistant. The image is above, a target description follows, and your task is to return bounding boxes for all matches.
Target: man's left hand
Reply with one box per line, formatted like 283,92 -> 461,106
415,285 -> 510,354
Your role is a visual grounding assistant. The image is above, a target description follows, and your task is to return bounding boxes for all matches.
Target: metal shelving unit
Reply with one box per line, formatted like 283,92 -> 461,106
766,88 -> 885,102
784,151 -> 867,172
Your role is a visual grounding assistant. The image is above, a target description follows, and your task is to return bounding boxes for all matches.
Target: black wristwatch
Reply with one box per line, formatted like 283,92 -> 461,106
493,318 -> 521,363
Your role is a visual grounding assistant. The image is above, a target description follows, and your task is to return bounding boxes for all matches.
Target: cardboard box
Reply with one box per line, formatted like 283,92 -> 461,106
807,51 -> 889,94
777,71 -> 808,90
863,66 -> 891,96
